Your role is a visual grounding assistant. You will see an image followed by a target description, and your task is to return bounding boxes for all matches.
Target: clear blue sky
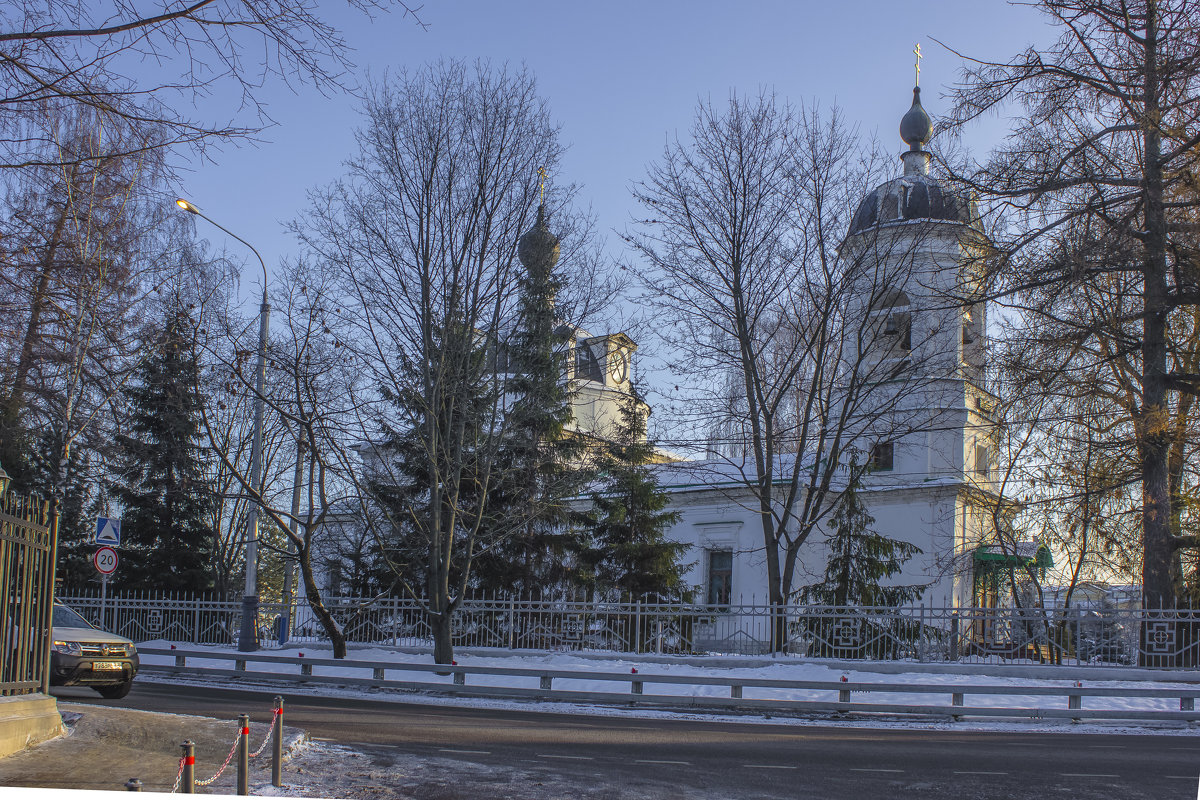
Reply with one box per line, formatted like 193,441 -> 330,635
177,1 -> 1050,280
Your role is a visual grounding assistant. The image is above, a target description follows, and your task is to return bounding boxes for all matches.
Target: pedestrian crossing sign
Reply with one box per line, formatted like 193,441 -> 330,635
95,516 -> 121,546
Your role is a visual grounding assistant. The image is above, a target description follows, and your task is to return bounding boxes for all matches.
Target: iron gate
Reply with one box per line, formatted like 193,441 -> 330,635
0,469 -> 60,696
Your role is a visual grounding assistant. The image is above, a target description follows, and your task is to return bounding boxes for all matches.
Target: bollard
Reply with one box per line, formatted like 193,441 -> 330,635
272,696 -> 284,788
237,714 -> 250,796
181,741 -> 195,794
125,778 -> 142,792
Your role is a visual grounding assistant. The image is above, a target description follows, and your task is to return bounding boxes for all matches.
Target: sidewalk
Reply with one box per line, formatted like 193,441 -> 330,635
0,701 -> 304,794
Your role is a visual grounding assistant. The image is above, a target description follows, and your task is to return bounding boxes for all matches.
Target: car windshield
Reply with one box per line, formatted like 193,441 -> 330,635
52,604 -> 94,630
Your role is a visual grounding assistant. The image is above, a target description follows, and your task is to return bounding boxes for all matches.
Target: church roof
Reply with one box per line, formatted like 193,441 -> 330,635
846,86 -> 981,238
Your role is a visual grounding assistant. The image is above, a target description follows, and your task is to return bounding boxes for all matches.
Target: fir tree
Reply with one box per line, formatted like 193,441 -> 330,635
28,426 -> 93,590
799,474 -> 924,607
473,207 -> 590,596
369,313 -> 497,599
580,385 -> 688,601
109,308 -> 216,592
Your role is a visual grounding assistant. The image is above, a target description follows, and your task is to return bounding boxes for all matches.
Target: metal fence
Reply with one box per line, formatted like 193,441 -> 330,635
0,478 -> 59,696
58,590 -> 1200,668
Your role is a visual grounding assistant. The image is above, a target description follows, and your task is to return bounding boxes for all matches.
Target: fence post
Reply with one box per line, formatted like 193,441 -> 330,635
509,597 -> 517,650
272,696 -> 284,788
949,613 -> 960,662
635,601 -> 643,654
918,604 -> 926,662
193,598 -> 201,644
182,741 -> 195,794
391,601 -> 398,647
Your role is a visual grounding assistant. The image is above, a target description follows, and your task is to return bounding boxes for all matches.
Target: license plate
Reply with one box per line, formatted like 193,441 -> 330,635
92,662 -> 123,671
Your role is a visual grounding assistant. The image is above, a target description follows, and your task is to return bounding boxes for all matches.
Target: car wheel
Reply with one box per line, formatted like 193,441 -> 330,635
95,680 -> 133,700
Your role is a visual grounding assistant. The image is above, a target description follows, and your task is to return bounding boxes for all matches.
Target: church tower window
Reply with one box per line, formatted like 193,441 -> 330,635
575,338 -> 604,382
874,289 -> 912,355
975,443 -> 990,477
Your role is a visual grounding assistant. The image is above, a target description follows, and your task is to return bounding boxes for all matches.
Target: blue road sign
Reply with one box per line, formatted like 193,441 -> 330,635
95,516 -> 121,546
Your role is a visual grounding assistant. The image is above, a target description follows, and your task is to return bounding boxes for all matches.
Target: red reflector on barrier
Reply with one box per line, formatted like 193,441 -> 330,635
185,756 -> 195,765
242,727 -> 250,735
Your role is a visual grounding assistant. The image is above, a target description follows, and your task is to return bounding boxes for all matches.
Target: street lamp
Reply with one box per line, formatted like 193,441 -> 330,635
177,197 -> 270,652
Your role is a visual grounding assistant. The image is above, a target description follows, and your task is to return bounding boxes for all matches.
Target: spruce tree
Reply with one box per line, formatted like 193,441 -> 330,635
799,474 -> 923,607
472,207 -> 590,596
580,386 -> 688,601
28,426 -> 92,590
110,308 -> 216,592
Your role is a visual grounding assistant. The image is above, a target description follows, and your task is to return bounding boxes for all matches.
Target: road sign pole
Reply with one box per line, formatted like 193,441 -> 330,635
100,573 -> 108,630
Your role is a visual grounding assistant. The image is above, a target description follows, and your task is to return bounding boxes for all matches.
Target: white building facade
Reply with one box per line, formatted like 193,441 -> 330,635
656,86 -> 1009,610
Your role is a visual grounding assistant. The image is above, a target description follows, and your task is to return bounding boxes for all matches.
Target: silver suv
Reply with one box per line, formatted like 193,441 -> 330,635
49,603 -> 139,699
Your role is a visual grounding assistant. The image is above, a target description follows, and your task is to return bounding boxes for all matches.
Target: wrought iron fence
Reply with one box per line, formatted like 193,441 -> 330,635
0,478 -> 59,696
56,590 -> 1200,668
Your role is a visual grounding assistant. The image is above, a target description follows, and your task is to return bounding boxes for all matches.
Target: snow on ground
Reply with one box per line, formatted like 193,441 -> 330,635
136,641 -> 1200,733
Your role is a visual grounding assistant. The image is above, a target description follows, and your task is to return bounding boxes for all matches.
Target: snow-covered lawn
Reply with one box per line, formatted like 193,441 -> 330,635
137,641 -> 1200,719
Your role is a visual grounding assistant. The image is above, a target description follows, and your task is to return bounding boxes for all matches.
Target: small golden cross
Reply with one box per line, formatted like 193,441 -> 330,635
538,165 -> 547,206
914,43 -> 922,87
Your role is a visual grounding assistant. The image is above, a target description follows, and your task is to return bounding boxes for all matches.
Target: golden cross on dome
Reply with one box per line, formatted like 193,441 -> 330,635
913,43 -> 922,87
538,165 -> 547,206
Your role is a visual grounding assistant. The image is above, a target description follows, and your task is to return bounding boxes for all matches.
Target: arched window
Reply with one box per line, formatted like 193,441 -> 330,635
872,288 -> 911,353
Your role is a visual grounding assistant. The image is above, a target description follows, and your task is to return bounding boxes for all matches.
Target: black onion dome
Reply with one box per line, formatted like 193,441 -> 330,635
847,174 -> 980,237
517,204 -> 560,277
900,86 -> 933,150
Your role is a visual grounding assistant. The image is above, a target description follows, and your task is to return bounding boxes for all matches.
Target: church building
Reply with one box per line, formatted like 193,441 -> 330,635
651,83 -> 1020,610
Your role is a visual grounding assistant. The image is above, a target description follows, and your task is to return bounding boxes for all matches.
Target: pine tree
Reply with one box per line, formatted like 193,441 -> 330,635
799,474 -> 924,607
580,386 -> 688,601
109,308 -> 216,592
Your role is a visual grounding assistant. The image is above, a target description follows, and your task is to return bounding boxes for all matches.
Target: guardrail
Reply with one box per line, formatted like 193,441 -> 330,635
139,647 -> 1200,723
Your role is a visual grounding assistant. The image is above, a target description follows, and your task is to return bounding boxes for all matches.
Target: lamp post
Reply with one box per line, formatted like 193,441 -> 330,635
176,198 -> 269,652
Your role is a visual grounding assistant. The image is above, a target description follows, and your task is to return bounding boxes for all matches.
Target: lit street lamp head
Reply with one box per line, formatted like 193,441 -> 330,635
176,198 -> 200,214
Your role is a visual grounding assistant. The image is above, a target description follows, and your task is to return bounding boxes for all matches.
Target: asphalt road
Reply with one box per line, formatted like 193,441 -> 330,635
57,681 -> 1200,799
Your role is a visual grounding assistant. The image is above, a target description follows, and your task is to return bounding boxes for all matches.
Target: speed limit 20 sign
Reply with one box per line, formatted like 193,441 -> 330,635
92,546 -> 118,575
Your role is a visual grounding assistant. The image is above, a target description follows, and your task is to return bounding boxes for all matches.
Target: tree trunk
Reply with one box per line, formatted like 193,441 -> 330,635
1139,1 -> 1175,612
431,609 -> 454,665
299,545 -> 346,658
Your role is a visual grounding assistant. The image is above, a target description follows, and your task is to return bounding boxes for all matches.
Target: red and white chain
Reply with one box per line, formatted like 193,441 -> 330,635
169,756 -> 186,793
194,736 -> 240,787
249,708 -> 283,759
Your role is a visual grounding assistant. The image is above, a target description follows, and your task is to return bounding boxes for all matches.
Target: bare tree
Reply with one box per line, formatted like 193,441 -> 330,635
294,60 -> 569,664
941,0 -> 1200,605
0,105 -> 204,493
0,0 -> 424,168
629,94 -> 967,651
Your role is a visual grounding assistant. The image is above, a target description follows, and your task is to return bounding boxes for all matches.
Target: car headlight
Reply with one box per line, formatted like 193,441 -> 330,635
52,641 -> 82,656
127,643 -> 137,655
